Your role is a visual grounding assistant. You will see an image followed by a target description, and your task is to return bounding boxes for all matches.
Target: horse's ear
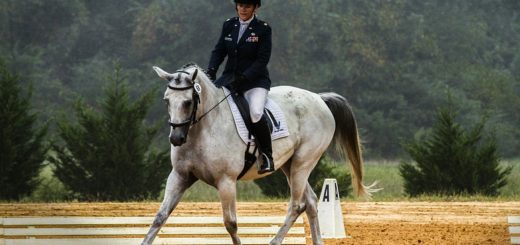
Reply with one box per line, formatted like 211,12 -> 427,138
153,66 -> 174,81
191,69 -> 198,81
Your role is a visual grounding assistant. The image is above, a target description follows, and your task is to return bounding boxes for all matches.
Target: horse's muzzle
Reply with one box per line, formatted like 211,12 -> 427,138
169,127 -> 189,146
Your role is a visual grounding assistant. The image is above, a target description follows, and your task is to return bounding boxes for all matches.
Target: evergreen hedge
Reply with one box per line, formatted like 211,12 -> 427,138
0,60 -> 48,200
400,106 -> 511,196
50,66 -> 169,201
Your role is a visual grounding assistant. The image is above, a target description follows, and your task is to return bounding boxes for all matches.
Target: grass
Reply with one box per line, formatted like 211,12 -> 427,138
360,161 -> 404,200
13,159 -> 520,202
500,159 -> 520,197
357,159 -> 520,202
179,159 -> 520,202
23,165 -> 69,202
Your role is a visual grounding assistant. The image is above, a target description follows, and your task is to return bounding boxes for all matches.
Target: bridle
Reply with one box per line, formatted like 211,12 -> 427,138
166,69 -> 230,129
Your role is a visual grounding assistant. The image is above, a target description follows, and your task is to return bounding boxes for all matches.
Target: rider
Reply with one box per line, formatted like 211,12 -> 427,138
207,0 -> 274,174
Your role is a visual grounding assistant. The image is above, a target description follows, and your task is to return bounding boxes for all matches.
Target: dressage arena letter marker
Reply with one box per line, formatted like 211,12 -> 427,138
317,178 -> 347,238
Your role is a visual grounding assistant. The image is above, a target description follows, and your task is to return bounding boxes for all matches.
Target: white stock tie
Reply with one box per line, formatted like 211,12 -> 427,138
238,22 -> 249,43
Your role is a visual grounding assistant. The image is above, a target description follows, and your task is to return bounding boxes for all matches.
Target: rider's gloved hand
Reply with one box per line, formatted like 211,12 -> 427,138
207,68 -> 217,81
235,73 -> 248,84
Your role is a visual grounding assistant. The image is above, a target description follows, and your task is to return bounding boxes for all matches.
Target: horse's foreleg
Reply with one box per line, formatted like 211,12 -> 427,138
217,178 -> 241,245
141,170 -> 195,245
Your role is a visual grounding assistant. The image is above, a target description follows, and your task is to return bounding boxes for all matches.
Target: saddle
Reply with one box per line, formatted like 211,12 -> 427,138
223,88 -> 289,179
230,91 -> 272,179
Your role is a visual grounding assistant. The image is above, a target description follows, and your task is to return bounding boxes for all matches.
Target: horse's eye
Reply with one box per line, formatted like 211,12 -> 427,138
183,100 -> 193,108
163,98 -> 169,106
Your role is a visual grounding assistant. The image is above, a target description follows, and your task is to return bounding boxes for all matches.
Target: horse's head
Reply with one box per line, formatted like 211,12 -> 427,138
153,65 -> 203,146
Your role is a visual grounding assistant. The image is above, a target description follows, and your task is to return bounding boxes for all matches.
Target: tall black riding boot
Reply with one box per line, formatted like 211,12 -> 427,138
251,115 -> 274,174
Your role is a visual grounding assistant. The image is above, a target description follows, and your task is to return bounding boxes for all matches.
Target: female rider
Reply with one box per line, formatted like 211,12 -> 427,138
207,0 -> 274,174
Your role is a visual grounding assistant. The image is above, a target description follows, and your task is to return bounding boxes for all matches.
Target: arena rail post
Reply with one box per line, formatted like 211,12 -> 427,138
510,216 -> 520,244
1,217 -> 4,245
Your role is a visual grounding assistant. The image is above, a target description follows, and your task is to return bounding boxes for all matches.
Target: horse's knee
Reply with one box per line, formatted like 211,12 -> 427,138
152,211 -> 169,227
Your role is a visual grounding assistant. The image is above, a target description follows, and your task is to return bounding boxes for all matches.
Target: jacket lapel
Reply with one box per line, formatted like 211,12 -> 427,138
231,19 -> 240,46
238,17 -> 257,46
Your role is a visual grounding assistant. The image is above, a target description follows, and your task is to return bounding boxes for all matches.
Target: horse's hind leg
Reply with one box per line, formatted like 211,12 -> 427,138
274,163 -> 323,245
271,161 -> 318,245
141,170 -> 196,245
303,182 -> 323,244
217,177 -> 241,245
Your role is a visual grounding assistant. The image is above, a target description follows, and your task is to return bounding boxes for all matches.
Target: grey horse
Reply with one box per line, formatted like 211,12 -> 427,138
142,64 -> 377,245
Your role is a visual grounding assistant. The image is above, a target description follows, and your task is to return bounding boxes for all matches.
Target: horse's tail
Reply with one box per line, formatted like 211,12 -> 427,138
320,92 -> 379,198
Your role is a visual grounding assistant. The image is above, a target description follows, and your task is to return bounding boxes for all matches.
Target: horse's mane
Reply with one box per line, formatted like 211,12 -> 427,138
181,62 -> 211,81
180,62 -> 198,70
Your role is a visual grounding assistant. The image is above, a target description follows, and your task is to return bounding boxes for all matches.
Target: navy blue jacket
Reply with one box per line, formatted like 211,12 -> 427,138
208,16 -> 272,92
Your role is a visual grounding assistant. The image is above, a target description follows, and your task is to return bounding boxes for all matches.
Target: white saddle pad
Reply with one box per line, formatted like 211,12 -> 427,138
223,88 -> 289,144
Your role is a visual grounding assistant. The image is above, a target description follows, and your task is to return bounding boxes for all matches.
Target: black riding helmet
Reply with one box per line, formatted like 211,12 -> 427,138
234,0 -> 261,6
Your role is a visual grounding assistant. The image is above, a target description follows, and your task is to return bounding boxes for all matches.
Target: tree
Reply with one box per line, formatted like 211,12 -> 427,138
400,105 -> 511,196
0,60 -> 48,200
50,65 -> 169,201
2,0 -> 520,159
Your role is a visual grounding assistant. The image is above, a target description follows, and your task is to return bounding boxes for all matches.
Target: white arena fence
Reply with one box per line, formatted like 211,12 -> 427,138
510,216 -> 520,244
0,216 -> 305,245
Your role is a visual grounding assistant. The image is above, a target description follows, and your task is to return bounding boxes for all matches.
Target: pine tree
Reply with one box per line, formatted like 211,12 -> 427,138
0,60 -> 48,200
400,106 -> 511,196
50,65 -> 169,201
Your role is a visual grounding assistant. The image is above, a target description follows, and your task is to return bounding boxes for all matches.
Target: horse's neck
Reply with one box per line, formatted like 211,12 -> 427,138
193,75 -> 230,126
199,77 -> 222,110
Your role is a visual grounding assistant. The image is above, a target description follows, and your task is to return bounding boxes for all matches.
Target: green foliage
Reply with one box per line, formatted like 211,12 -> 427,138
2,0 -> 520,159
499,160 -> 520,197
26,165 -> 69,202
0,59 -> 48,200
400,106 -> 512,197
254,156 -> 352,198
50,65 -> 169,201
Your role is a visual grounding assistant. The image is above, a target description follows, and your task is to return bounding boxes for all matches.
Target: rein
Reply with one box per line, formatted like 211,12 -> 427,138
167,70 -> 231,129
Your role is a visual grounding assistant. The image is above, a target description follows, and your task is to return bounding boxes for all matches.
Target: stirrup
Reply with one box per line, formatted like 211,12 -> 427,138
257,153 -> 274,174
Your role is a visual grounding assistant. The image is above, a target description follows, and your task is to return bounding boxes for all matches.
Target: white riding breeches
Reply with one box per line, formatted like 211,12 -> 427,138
243,87 -> 268,123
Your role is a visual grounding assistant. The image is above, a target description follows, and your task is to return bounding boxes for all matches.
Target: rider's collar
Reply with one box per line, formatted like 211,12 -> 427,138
239,15 -> 255,25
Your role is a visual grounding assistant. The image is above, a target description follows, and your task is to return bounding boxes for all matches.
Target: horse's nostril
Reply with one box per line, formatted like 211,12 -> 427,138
170,133 -> 187,146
